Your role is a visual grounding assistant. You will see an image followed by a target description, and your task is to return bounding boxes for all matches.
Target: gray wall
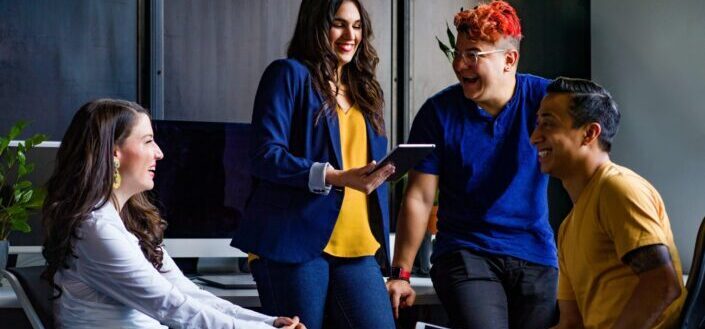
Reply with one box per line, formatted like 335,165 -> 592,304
164,0 -> 394,135
592,0 -> 705,272
164,1 -> 300,123
409,0 -> 467,127
0,0 -> 138,140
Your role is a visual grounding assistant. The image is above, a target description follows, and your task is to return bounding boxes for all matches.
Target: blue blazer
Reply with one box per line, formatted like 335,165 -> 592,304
231,59 -> 390,266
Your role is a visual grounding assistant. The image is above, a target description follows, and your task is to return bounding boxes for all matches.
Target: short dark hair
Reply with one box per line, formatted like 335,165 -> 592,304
547,77 -> 621,152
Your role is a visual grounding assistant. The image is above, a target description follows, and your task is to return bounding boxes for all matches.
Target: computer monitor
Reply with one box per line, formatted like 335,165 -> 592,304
5,141 -> 60,256
151,120 -> 251,258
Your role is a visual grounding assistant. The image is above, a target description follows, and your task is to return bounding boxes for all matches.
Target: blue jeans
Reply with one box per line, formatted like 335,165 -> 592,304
250,254 -> 396,329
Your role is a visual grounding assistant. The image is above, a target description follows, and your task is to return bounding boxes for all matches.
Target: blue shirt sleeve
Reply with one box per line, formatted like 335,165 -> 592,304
407,99 -> 443,175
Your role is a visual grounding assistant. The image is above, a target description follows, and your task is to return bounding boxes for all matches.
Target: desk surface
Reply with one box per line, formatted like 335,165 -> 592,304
199,276 -> 439,308
0,275 -> 439,309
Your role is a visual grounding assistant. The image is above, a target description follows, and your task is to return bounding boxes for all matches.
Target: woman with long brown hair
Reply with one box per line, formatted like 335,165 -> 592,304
42,99 -> 304,329
231,1 -> 396,328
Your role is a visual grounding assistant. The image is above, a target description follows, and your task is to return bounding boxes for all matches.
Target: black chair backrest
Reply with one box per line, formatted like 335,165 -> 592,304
681,217 -> 705,329
7,266 -> 54,329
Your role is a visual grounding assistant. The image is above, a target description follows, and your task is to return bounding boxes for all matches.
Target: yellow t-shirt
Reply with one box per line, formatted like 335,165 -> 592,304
323,105 -> 380,257
557,162 -> 686,329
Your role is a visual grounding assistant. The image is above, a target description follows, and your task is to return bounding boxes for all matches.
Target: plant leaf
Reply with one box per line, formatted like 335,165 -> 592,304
436,37 -> 454,63
17,149 -> 26,165
436,36 -> 451,54
6,151 -> 16,168
8,203 -> 33,234
18,164 -> 27,178
8,206 -> 27,219
24,163 -> 35,176
446,22 -> 456,50
0,137 -> 8,157
14,180 -> 31,190
8,121 -> 26,141
26,188 -> 45,209
25,134 -> 47,149
19,189 -> 33,204
11,218 -> 31,233
6,205 -> 24,216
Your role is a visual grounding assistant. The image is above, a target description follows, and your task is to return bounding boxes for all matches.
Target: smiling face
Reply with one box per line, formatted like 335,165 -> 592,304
328,0 -> 362,67
453,33 -> 516,106
530,93 -> 588,179
114,113 -> 163,196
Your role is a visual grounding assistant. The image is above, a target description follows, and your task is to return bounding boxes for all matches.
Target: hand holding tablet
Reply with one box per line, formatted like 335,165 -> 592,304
325,144 -> 434,193
369,144 -> 436,181
325,160 -> 395,195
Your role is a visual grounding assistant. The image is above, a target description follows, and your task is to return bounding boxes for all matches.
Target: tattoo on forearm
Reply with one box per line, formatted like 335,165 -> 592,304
623,244 -> 673,274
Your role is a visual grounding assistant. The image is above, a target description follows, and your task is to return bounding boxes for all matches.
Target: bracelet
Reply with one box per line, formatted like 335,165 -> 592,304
389,267 -> 411,282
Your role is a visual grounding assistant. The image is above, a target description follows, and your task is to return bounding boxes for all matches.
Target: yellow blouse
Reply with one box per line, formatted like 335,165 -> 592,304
323,105 -> 380,257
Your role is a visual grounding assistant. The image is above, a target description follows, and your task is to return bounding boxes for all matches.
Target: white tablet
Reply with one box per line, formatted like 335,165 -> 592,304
415,321 -> 450,329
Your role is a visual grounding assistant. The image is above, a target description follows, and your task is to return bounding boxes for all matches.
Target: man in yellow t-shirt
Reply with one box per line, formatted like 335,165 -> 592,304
530,77 -> 686,329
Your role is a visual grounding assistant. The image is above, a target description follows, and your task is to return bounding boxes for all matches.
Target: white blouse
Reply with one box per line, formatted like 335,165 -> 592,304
54,202 -> 277,329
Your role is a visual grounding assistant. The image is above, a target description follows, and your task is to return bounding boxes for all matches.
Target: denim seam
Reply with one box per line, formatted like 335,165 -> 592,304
332,280 -> 356,329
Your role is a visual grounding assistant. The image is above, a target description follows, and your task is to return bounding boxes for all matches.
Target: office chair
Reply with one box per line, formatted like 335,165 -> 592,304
1,266 -> 54,329
681,216 -> 705,329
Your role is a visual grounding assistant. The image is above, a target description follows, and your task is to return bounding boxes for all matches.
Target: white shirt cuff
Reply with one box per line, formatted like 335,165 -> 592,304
308,162 -> 332,195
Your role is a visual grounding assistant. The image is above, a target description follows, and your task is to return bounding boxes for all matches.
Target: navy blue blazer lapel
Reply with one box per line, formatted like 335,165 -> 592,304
325,113 -> 344,168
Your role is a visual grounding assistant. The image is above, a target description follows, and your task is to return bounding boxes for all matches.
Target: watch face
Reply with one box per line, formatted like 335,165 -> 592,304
391,267 -> 402,277
390,267 -> 409,280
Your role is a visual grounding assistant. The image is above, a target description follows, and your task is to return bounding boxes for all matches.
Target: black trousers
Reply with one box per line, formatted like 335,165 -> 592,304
430,249 -> 558,329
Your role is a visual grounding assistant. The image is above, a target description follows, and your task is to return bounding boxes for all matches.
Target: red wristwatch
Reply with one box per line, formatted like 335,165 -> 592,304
389,267 -> 411,282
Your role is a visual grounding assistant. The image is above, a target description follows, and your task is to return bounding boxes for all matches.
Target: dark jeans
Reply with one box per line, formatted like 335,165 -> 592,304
250,255 -> 395,329
430,249 -> 558,329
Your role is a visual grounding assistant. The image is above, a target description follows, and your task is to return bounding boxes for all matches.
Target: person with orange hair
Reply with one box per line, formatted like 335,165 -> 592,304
387,2 -> 557,328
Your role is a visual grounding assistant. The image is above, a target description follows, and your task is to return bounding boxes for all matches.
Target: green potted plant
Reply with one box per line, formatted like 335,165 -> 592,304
0,121 -> 47,269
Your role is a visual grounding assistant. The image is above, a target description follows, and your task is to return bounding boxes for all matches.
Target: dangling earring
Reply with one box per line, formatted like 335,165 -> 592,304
113,157 -> 121,189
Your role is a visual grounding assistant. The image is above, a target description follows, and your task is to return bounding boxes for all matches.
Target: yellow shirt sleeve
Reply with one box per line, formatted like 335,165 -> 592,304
598,175 -> 668,261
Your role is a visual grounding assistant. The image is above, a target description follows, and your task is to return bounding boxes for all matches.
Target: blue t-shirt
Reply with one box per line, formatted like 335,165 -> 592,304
408,74 -> 557,268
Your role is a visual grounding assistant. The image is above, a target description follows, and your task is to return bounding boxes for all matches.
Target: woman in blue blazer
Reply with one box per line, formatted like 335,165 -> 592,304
231,0 -> 396,328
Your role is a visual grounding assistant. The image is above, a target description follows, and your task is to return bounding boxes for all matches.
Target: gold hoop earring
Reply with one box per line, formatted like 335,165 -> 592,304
113,157 -> 121,189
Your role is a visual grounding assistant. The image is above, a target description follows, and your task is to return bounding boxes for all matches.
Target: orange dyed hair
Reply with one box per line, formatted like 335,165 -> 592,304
454,1 -> 523,46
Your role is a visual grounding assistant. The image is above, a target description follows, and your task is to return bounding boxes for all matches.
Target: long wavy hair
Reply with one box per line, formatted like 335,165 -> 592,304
41,99 -> 167,294
288,0 -> 385,135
